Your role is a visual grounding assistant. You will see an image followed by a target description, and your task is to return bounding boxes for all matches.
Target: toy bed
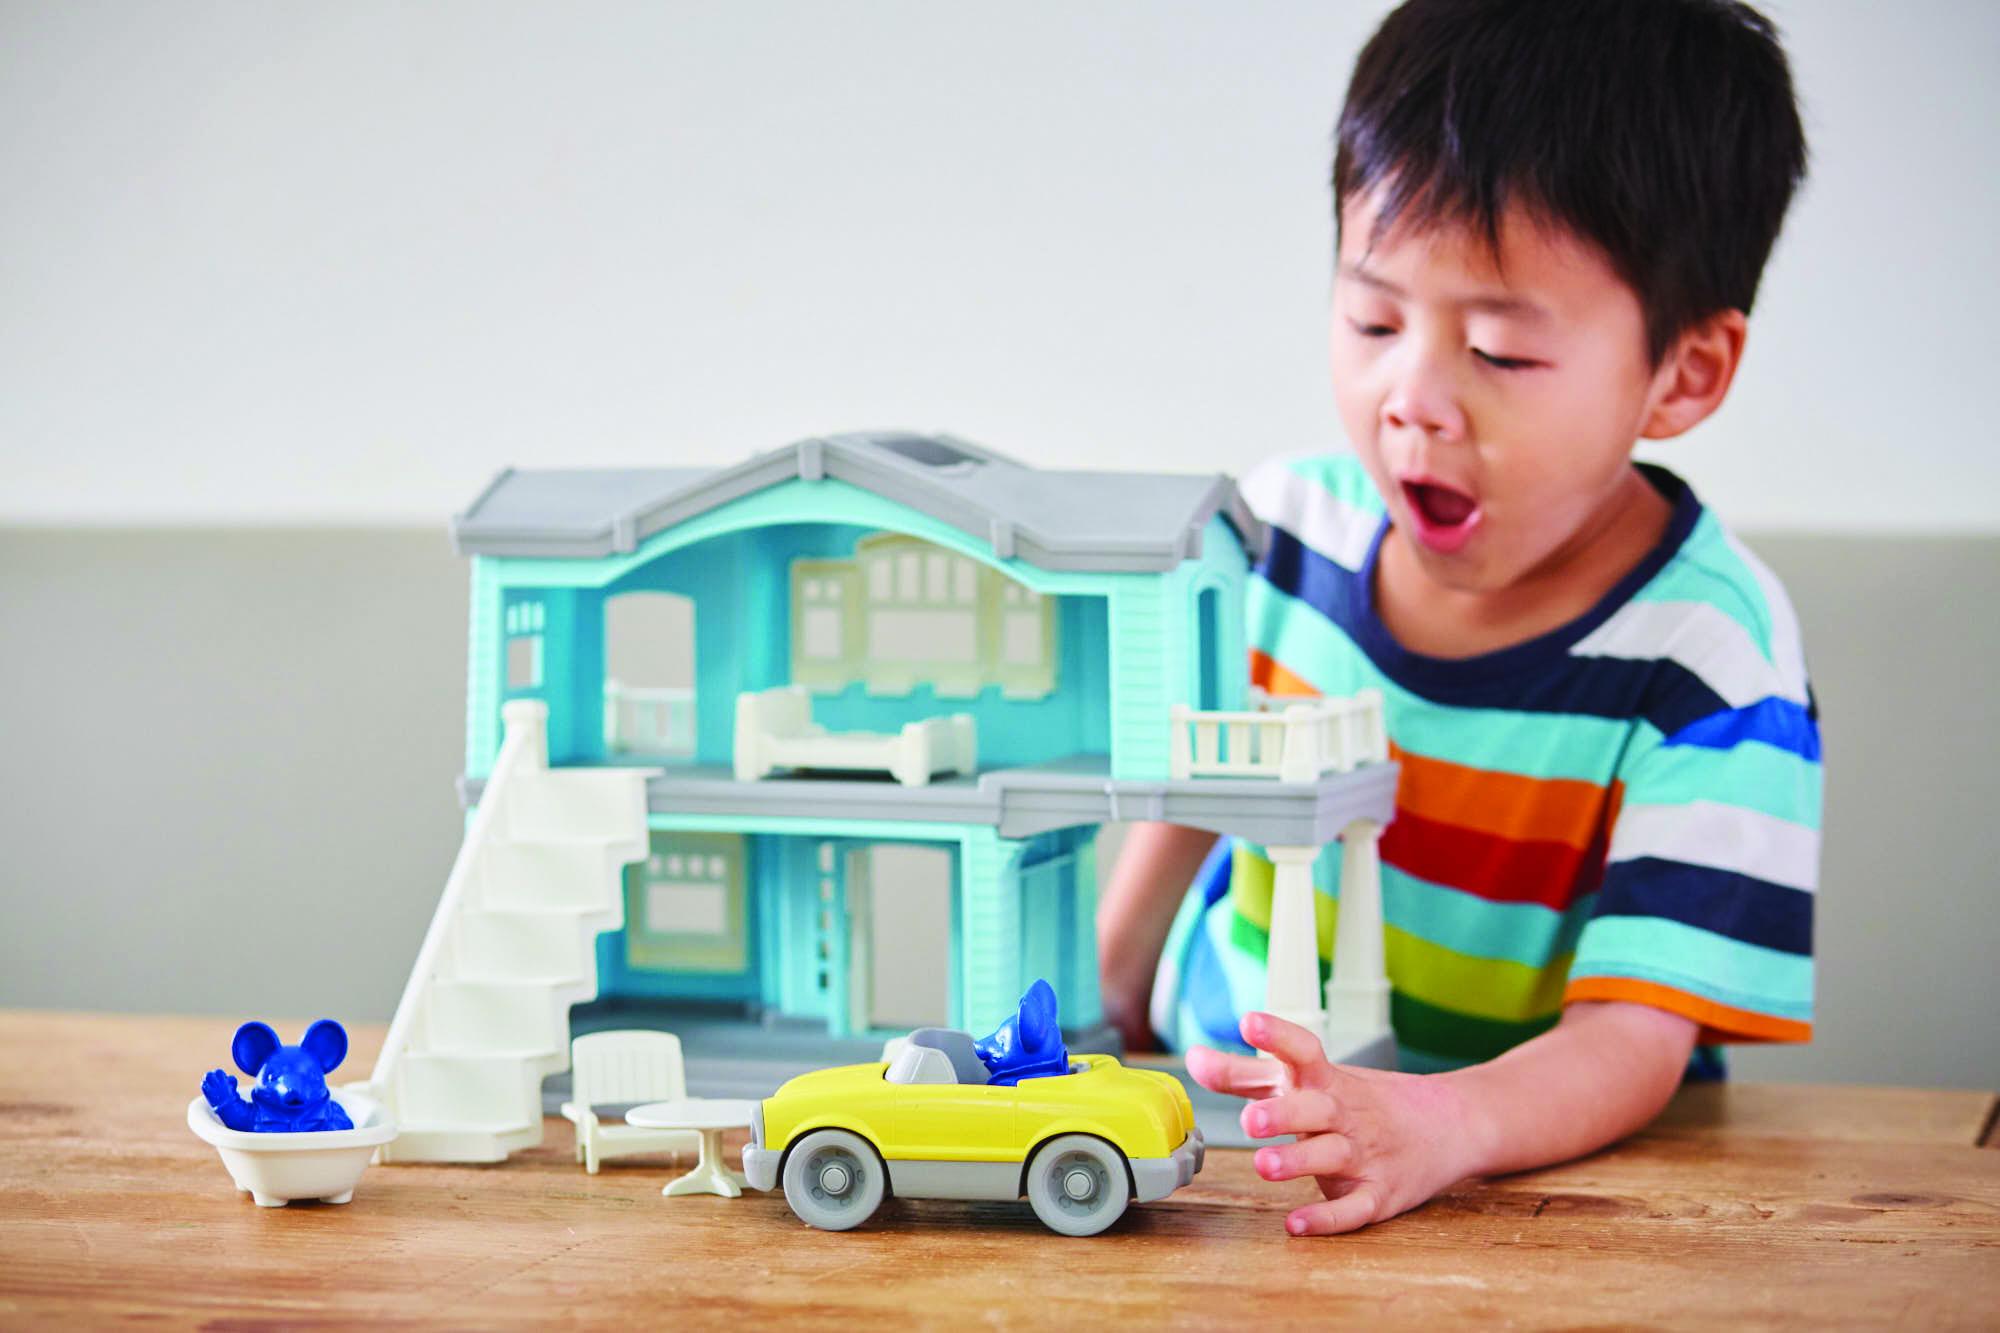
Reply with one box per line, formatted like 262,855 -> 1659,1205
733,686 -> 977,787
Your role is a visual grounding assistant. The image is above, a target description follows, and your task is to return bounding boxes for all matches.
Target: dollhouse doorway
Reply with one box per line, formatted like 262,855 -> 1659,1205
844,842 -> 953,1031
603,591 -> 696,760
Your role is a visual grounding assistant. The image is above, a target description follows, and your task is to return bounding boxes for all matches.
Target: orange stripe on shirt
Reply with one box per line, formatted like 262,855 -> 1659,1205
1392,742 -> 1618,852
1249,648 -> 1321,699
1564,975 -> 1813,1044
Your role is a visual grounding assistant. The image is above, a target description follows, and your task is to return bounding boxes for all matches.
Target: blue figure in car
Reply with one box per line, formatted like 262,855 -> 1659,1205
975,978 -> 1072,1086
201,1020 -> 355,1133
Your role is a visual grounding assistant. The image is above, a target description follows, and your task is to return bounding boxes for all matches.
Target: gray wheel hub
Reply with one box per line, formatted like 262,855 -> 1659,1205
780,1129 -> 887,1232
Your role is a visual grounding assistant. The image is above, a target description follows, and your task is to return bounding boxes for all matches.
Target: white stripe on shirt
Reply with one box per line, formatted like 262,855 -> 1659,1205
1723,531 -> 1811,702
1608,800 -> 1821,893
1571,598 -> 1809,707
1239,458 -> 1379,572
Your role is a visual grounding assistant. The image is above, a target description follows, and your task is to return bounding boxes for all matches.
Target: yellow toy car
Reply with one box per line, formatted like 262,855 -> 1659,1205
742,1026 -> 1204,1235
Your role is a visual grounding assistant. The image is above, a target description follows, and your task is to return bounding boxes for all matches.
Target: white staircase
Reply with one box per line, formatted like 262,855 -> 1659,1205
362,699 -> 654,1163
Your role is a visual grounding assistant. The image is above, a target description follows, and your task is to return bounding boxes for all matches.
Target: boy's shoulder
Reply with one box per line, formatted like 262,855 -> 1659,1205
1236,450 -> 1812,715
1238,450 -> 1383,574
1579,473 -> 1813,715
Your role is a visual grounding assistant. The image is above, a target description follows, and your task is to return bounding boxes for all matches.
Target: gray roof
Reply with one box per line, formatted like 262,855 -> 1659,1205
451,431 -> 1264,573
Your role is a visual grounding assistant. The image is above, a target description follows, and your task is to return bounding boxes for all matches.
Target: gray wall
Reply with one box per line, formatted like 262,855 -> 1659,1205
2,528 -> 1993,1089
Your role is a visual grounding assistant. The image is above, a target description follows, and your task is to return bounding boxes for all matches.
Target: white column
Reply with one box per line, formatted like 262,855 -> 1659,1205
1262,844 -> 1325,1036
1324,819 -> 1390,1040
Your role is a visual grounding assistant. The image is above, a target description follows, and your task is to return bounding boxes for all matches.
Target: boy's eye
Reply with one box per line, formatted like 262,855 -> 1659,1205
1473,348 -> 1541,371
1345,318 -> 1396,338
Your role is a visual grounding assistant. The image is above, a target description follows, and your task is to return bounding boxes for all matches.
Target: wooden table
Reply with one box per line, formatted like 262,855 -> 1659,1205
2,1013 -> 1995,1329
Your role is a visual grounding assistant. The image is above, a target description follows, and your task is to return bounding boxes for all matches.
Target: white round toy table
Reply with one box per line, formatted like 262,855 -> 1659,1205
623,1099 -> 756,1198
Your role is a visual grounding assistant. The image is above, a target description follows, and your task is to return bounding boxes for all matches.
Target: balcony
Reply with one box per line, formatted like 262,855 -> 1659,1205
1167,690 -> 1388,783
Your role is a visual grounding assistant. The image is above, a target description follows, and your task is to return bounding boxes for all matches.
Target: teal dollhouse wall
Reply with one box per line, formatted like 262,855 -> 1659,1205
461,479 -> 1249,782
455,472 -> 1246,1042
588,818 -> 1102,1039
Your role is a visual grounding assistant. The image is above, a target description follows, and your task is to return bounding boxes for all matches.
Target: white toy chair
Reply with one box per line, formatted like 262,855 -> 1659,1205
560,1030 -> 700,1174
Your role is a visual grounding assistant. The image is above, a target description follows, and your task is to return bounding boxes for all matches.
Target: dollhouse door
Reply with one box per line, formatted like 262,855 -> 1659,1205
844,847 -> 873,1033
846,844 -> 954,1033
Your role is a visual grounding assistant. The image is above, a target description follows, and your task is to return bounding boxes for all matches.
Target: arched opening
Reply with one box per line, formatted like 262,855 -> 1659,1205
1197,585 -> 1222,712
603,591 -> 697,759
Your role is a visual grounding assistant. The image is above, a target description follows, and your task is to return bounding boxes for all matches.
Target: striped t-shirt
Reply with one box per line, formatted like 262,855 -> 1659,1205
1153,452 -> 1820,1074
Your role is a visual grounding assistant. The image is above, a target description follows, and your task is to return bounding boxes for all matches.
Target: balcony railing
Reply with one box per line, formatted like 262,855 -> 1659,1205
1168,689 -> 1387,783
603,680 -> 696,758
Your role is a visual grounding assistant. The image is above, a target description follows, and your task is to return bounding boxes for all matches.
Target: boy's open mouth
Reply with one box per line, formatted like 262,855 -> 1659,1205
1399,479 -> 1483,553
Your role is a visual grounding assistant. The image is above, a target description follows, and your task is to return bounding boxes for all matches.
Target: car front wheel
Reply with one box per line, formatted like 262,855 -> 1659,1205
781,1129 -> 886,1231
1024,1134 -> 1130,1236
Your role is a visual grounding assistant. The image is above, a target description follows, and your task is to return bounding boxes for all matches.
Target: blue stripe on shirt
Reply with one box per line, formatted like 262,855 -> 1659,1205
1594,856 -> 1813,956
1256,527 -> 1821,763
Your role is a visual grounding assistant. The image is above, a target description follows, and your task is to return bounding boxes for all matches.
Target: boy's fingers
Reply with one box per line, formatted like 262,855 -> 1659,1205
1184,1044 -> 1286,1098
1253,1130 -> 1353,1184
1285,1184 -> 1383,1237
1240,1011 -> 1339,1083
1240,1089 -> 1341,1141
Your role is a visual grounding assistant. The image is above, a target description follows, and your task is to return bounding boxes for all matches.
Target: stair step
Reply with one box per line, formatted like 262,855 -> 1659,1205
441,973 -> 583,989
476,839 -> 629,912
510,832 -> 645,849
381,1119 -> 544,1164
425,979 -> 577,1052
395,1117 -> 538,1138
411,1044 -> 564,1062
448,906 -> 605,981
504,771 -> 652,844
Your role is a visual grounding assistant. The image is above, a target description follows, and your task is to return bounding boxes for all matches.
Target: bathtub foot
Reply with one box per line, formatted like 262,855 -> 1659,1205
251,1192 -> 286,1208
322,1190 -> 354,1205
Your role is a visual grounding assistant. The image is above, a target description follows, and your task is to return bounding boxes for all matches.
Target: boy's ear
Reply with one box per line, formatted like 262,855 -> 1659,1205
1639,309 -> 1747,441
232,1021 -> 281,1076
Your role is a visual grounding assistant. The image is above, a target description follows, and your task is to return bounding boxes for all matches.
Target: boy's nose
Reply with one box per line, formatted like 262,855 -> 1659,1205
1380,342 -> 1468,442
1382,381 -> 1465,442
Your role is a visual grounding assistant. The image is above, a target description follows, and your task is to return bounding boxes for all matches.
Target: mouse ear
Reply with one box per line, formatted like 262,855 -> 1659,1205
299,1020 -> 348,1075
232,1021 -> 280,1076
1019,978 -> 1059,1046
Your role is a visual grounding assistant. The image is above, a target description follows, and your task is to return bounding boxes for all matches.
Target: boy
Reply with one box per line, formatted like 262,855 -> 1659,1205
1100,0 -> 1819,1236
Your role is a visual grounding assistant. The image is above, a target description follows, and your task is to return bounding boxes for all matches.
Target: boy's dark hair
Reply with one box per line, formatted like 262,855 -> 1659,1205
1335,0 -> 1807,365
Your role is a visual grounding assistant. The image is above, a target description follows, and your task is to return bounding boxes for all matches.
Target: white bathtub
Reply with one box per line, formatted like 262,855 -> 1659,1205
187,1089 -> 399,1207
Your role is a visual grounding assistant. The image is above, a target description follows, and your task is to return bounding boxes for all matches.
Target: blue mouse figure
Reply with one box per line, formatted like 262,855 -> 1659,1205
974,979 -> 1071,1086
201,1020 -> 355,1133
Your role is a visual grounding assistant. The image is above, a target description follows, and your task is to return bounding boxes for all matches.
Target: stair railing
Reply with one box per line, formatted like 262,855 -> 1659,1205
362,699 -> 550,1101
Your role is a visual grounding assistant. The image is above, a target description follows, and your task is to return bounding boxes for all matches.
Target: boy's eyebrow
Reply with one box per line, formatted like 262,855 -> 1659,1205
1340,262 -> 1552,323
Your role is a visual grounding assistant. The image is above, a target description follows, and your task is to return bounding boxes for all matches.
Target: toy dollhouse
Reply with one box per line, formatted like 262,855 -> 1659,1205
359,431 -> 1398,1163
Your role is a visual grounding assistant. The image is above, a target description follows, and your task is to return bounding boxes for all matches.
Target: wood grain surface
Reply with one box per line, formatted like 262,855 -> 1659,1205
2,1012 -> 1995,1330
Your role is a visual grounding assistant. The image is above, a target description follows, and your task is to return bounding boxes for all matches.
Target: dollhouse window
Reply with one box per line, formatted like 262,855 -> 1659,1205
504,600 -> 545,690
624,833 -> 747,974
1001,586 -> 1043,666
800,580 -> 844,660
791,535 -> 1056,698
646,880 -> 728,936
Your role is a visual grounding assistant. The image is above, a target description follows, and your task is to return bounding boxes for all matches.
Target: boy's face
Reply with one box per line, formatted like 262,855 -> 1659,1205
1330,189 -> 1676,597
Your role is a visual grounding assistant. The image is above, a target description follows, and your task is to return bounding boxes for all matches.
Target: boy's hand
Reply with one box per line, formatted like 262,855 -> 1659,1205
1185,1011 -> 1482,1236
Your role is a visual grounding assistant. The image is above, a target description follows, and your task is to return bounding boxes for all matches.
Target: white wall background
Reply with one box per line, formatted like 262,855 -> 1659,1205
3,0 -> 1996,532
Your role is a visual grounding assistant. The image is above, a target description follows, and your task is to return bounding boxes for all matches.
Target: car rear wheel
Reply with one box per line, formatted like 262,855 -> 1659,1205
1025,1134 -> 1130,1236
781,1129 -> 886,1231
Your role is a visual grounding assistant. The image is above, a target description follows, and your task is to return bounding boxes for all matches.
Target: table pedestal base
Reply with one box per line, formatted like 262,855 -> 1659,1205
663,1128 -> 746,1198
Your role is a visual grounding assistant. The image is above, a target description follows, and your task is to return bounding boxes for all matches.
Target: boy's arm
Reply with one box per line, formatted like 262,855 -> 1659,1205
1097,822 -> 1217,1051
1187,999 -> 1696,1235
